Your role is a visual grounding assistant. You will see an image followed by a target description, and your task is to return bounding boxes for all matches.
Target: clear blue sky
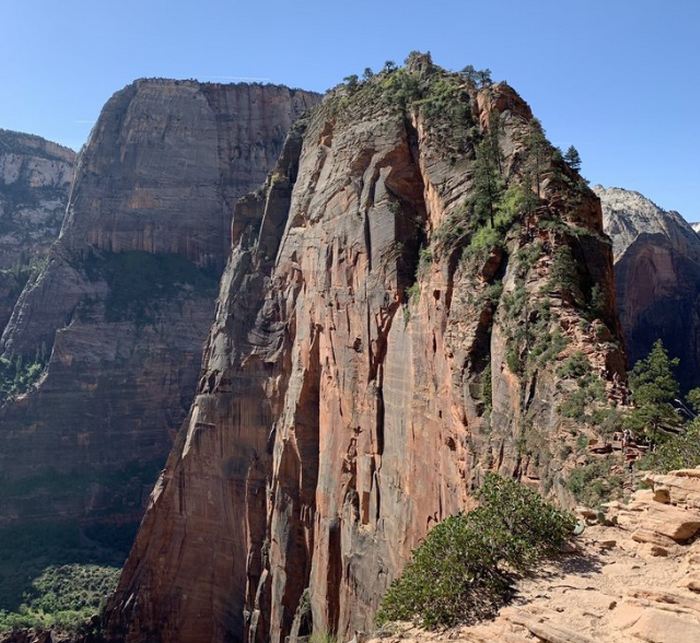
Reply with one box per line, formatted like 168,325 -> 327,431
1,0 -> 698,216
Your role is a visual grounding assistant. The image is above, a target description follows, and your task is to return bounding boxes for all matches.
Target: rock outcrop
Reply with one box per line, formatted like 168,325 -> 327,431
369,467 -> 700,643
0,130 -> 75,329
596,186 -> 700,388
105,57 -> 627,643
0,81 -> 318,532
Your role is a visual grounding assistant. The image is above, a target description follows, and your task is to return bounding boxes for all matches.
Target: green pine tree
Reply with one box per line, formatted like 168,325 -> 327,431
343,74 -> 359,92
526,119 -> 548,198
471,129 -> 504,228
625,339 -> 683,444
563,145 -> 582,172
476,68 -> 492,87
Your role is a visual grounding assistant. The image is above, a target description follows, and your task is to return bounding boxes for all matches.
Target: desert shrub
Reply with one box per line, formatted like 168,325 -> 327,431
557,354 -> 605,421
556,352 -> 590,379
566,459 -> 624,507
515,240 -> 543,278
547,245 -> 579,298
376,474 -> 574,628
637,419 -> 700,473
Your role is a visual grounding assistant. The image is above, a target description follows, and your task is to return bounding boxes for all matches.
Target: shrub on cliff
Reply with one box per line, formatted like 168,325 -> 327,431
376,474 -> 574,628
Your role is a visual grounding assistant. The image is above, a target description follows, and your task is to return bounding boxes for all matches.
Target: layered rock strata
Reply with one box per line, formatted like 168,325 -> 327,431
596,185 -> 700,388
0,80 -> 318,528
106,58 -> 627,642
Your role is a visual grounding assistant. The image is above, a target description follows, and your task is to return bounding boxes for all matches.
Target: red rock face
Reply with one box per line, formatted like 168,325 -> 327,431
0,81 -> 319,529
106,64 -> 626,642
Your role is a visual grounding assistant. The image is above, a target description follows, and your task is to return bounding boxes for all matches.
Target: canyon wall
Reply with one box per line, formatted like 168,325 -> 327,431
596,185 -> 700,389
106,58 -> 627,643
0,80 -> 319,533
0,130 -> 75,329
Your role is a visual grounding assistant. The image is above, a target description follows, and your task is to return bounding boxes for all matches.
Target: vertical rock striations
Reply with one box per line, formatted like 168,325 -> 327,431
106,58 -> 627,642
0,81 -> 319,532
596,185 -> 700,388
0,130 -> 75,329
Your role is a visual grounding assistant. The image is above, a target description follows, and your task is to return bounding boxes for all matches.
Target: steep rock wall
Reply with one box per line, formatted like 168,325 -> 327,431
0,81 -> 319,529
106,60 -> 627,642
0,130 -> 75,329
596,185 -> 700,388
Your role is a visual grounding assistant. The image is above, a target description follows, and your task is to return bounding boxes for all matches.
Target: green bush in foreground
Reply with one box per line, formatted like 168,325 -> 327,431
376,474 -> 574,628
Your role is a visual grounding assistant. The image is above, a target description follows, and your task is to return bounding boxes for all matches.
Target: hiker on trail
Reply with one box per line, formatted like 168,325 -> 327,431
622,429 -> 632,448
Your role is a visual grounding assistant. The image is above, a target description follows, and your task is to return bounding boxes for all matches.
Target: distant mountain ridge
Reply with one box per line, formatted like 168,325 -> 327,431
596,185 -> 700,389
0,129 -> 76,331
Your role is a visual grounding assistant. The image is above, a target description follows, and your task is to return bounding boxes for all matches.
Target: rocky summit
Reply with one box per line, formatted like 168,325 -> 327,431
104,56 -> 628,642
596,185 -> 700,389
0,80 -> 319,539
0,130 -> 75,330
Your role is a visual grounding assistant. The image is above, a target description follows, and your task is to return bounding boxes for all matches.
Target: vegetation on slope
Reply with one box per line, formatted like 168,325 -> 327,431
83,249 -> 219,324
0,564 -> 119,632
0,351 -> 47,404
376,474 -> 574,628
565,339 -> 700,505
0,521 -> 129,633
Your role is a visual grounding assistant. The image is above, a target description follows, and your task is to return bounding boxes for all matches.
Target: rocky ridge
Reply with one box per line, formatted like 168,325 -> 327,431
371,467 -> 700,642
596,185 -> 700,388
105,56 -> 627,643
0,80 -> 319,532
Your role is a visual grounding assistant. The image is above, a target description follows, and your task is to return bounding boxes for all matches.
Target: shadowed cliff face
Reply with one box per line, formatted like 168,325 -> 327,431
105,61 -> 626,643
596,186 -> 700,389
0,80 -> 319,533
0,130 -> 75,329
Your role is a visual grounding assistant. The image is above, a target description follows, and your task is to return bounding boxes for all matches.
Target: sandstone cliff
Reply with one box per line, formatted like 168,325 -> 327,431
0,130 -> 75,329
105,56 -> 627,643
0,81 -> 319,534
596,185 -> 700,389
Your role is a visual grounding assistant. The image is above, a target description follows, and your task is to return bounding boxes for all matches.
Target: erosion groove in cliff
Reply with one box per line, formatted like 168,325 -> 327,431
105,55 -> 628,643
